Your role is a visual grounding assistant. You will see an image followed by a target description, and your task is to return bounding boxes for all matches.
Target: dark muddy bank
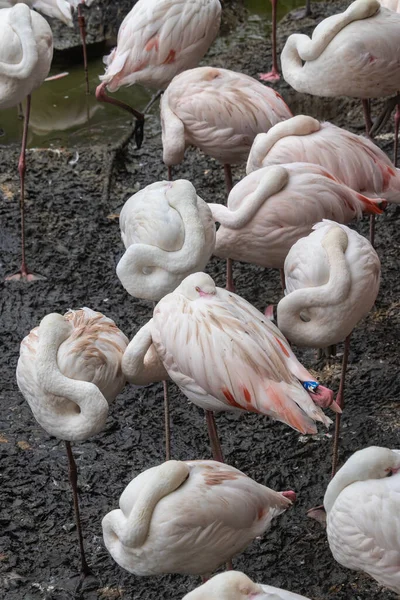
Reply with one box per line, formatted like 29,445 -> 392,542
1,2 -> 399,600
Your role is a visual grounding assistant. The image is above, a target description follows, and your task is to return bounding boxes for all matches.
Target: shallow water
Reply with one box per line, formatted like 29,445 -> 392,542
0,0 -> 308,149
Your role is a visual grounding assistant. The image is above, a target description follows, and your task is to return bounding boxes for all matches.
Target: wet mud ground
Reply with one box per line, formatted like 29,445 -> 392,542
1,1 -> 400,599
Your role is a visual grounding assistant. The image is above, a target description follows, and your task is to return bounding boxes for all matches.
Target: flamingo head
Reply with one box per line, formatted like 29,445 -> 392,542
182,572 -> 266,600
178,273 -> 217,300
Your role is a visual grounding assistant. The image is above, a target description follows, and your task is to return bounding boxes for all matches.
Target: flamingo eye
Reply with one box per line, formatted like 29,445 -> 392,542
195,286 -> 201,292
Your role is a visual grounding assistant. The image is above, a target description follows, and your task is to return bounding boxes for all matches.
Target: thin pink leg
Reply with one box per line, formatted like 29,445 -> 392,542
331,334 -> 351,478
77,4 -> 89,95
167,166 -> 173,181
369,213 -> 375,248
6,96 -> 44,282
205,410 -> 224,463
362,99 -> 373,137
280,268 -> 285,293
163,380 -> 171,461
394,101 -> 400,168
259,0 -> 280,82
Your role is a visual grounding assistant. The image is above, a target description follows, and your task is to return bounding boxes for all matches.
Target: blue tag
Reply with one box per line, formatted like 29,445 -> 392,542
302,381 -> 319,393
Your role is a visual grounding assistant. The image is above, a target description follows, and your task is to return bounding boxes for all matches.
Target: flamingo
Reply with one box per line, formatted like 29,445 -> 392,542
122,272 -> 338,463
117,180 -> 216,301
161,65 -> 292,288
16,309 -> 128,585
183,571 -> 311,600
281,0 -> 400,153
312,446 -> 400,594
208,163 -> 384,292
277,221 -> 380,474
1,4 -> 53,281
246,115 -> 400,244
102,459 -> 296,577
0,0 -> 92,92
117,178 -> 216,460
96,0 -> 222,149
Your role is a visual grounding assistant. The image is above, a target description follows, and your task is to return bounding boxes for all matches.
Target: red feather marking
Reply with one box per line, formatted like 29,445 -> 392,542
145,36 -> 159,52
243,387 -> 252,403
222,388 -> 243,409
274,336 -> 290,357
163,49 -> 176,65
356,193 -> 384,215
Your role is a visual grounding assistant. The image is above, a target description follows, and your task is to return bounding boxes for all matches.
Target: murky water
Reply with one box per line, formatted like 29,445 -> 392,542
0,0 -> 306,149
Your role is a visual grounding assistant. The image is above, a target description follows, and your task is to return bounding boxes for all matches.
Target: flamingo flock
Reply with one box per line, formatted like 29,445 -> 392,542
3,0 -> 400,597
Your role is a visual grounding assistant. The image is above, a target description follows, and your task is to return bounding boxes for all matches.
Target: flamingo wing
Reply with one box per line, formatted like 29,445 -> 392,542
152,287 -> 331,433
327,476 -> 400,593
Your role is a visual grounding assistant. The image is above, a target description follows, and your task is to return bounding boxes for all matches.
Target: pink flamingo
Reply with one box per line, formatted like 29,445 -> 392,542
17,309 -> 128,585
96,0 -> 222,148
102,459 -> 296,577
122,272 -> 338,463
208,163 -> 384,290
277,221 -> 380,474
183,571 -> 311,600
281,0 -> 400,153
247,115 -> 400,244
1,4 -> 53,281
161,65 -> 292,288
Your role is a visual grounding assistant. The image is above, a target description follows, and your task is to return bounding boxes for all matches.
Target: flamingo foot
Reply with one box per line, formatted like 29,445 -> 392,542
259,68 -> 280,82
72,566 -> 99,595
281,490 -> 296,503
5,266 -> 46,282
306,504 -> 327,526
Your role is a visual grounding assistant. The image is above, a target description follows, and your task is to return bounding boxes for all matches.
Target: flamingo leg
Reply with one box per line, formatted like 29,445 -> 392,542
279,268 -> 285,293
394,100 -> 400,168
259,0 -> 280,82
224,164 -> 235,293
292,0 -> 311,20
163,380 -> 171,461
77,4 -> 90,95
167,166 -> 173,181
6,96 -> 45,282
95,82 -> 145,149
143,90 -> 163,114
65,441 -> 92,582
331,334 -> 351,478
205,410 -> 224,463
361,101 -> 376,247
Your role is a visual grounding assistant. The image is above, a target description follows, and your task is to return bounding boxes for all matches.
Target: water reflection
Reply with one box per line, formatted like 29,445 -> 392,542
0,0 -> 308,149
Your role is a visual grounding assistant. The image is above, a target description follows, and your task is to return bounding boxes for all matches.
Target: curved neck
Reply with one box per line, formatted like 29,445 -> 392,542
122,320 -> 168,385
0,5 -> 38,79
324,458 -> 363,513
277,227 -> 351,346
209,166 -> 288,230
36,313 -> 109,440
121,461 -> 189,547
117,190 -> 214,301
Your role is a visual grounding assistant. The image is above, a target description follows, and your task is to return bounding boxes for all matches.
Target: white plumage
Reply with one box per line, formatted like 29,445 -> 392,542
17,308 -> 128,441
102,460 -> 294,576
116,180 -> 216,301
246,115 -> 400,204
277,220 -> 380,347
325,446 -> 400,594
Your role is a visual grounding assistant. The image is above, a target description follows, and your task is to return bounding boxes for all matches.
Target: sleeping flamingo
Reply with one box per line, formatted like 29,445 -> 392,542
117,180 -> 215,301
96,0 -> 222,148
102,460 -> 296,577
17,309 -> 128,585
183,571 -> 311,600
1,4 -> 53,281
277,221 -> 380,474
117,179 -> 215,460
313,446 -> 400,594
246,115 -> 400,244
161,65 -> 292,288
208,163 -> 384,291
122,272 -> 338,463
281,0 -> 400,153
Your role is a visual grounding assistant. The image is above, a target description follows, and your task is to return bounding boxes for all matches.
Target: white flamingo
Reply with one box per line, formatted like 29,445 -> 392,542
183,571 -> 311,600
122,272 -> 338,463
17,308 -> 128,583
1,4 -> 53,281
96,0 -> 222,148
102,460 -> 296,577
319,446 -> 400,594
277,221 -> 380,473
